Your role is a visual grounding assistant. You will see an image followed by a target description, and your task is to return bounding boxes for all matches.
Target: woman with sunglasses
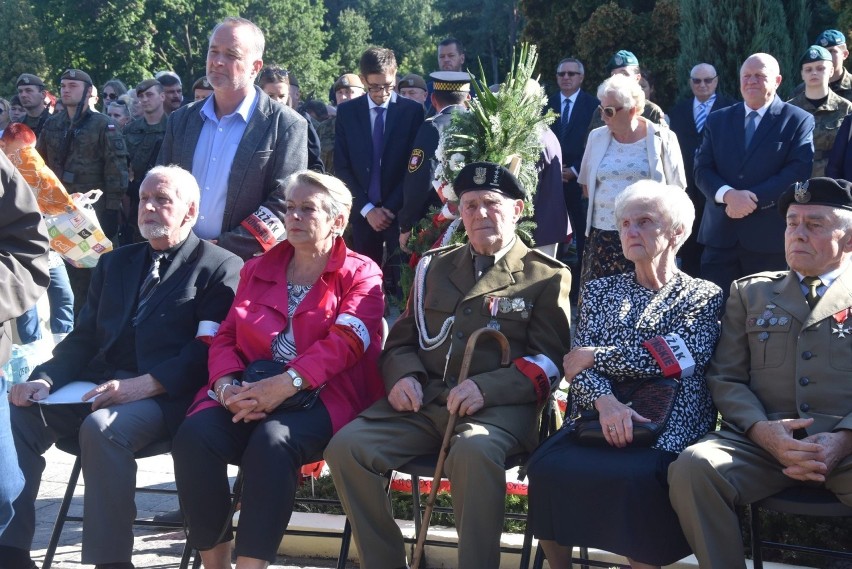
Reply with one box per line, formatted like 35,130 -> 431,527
101,79 -> 128,113
577,74 -> 685,300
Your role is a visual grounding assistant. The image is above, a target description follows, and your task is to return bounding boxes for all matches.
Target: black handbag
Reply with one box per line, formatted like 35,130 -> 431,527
243,360 -> 325,411
573,376 -> 680,447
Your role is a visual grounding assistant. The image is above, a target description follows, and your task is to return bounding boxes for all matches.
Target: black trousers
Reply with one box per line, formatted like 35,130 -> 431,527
172,401 -> 332,562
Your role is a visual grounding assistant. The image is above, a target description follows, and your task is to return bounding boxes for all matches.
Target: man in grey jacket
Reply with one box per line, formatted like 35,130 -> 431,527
157,16 -> 308,259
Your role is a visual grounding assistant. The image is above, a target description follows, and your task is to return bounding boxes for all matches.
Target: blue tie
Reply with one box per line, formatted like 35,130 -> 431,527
560,98 -> 571,137
695,102 -> 708,133
744,110 -> 758,148
368,107 -> 385,205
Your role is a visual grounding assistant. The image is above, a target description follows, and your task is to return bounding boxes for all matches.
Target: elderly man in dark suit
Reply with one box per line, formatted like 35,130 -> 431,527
695,52 -> 814,297
326,162 -> 572,569
669,177 -> 852,569
668,63 -> 736,276
0,165 -> 242,569
334,46 -> 424,299
157,17 -> 308,260
547,58 -> 598,280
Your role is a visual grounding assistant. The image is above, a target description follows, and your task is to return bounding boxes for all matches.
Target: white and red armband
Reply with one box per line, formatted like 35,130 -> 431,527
642,334 -> 696,378
196,321 -> 221,345
240,205 -> 286,252
514,354 -> 560,405
333,313 -> 371,356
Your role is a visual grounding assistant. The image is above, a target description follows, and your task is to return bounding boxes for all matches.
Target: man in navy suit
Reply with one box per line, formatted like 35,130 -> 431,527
695,53 -> 814,295
1,166 -> 241,569
668,63 -> 736,276
546,58 -> 598,294
334,46 -> 424,298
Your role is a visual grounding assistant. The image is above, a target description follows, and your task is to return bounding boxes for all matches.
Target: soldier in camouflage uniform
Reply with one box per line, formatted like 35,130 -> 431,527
122,79 -> 167,243
788,46 -> 852,177
36,69 -> 128,312
793,29 -> 852,103
15,74 -> 51,138
587,50 -> 666,133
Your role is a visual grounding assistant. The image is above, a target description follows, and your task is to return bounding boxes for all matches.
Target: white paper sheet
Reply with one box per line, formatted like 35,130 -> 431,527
32,381 -> 100,404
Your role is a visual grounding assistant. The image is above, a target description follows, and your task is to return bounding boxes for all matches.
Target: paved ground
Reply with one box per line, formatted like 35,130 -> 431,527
30,446 -> 355,569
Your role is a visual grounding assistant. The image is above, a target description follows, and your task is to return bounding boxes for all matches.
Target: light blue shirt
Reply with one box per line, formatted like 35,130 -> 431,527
191,88 -> 258,239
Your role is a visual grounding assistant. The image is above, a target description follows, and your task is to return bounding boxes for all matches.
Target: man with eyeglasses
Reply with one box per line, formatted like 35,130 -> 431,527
15,74 -> 50,137
123,79 -> 168,242
334,46 -> 424,302
587,50 -> 666,133
694,53 -> 814,298
546,58 -> 598,292
157,17 -> 308,260
668,63 -> 736,277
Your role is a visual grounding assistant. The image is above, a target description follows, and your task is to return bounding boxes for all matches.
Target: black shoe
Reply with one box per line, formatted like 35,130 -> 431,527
0,546 -> 36,569
152,508 -> 184,525
94,563 -> 134,569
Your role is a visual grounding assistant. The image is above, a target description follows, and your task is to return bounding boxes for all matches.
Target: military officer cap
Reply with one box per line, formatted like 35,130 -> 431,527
16,74 -> 45,88
800,45 -> 832,66
136,78 -> 161,95
779,177 -> 852,215
430,71 -> 471,92
454,162 -> 526,200
398,73 -> 427,92
333,73 -> 364,92
191,76 -> 211,91
60,69 -> 93,86
607,50 -> 639,72
816,29 -> 846,48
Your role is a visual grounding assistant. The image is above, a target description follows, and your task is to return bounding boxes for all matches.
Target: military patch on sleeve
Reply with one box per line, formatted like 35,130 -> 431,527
408,148 -> 425,173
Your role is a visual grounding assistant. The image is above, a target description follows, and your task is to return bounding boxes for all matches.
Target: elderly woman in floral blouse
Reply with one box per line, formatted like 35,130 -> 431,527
526,180 -> 723,569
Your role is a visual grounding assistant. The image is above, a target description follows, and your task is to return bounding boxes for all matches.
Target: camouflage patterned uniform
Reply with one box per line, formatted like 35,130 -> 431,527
315,116 -> 336,175
793,67 -> 852,103
788,90 -> 852,177
36,108 -> 128,236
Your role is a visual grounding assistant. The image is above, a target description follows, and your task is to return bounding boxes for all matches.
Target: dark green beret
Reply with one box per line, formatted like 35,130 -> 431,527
454,162 -> 526,200
192,76 -> 212,91
60,69 -> 93,85
16,74 -> 45,88
779,177 -> 852,216
136,78 -> 161,95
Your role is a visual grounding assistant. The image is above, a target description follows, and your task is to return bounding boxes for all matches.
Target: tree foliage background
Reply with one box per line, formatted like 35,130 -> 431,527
1,0 -> 847,109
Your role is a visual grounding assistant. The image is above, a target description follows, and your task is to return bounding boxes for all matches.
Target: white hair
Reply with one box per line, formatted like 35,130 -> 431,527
597,73 -> 645,112
143,165 -> 200,212
614,180 -> 695,252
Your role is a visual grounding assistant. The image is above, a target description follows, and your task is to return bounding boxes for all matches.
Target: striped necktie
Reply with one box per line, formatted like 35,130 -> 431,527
560,97 -> 572,137
695,101 -> 708,133
135,251 -> 165,324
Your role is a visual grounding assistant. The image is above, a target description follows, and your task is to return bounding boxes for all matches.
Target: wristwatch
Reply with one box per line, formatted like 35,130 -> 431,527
286,368 -> 304,390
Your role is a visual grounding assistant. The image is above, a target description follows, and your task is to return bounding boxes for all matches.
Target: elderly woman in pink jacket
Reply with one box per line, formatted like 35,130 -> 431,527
173,170 -> 385,569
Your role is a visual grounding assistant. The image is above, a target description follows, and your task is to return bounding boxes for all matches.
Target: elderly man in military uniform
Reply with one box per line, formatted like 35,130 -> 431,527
37,68 -> 128,312
15,74 -> 51,137
669,176 -> 852,569
398,71 -> 470,252
789,46 -> 852,178
587,50 -> 666,132
326,161 -> 572,569
122,79 -> 169,243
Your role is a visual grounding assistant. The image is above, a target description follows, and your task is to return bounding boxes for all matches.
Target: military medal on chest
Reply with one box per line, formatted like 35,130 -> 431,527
486,296 -> 500,331
831,307 -> 852,339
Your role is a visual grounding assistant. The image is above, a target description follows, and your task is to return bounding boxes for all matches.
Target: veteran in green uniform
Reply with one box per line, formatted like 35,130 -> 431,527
326,161 -> 572,569
788,46 -> 852,177
669,177 -> 852,569
398,71 -> 470,251
36,69 -> 128,311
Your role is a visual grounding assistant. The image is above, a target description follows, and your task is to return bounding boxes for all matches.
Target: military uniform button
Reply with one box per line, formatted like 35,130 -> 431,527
801,351 -> 813,360
456,331 -> 464,339
800,403 -> 810,412
463,307 -> 472,315
799,377 -> 810,386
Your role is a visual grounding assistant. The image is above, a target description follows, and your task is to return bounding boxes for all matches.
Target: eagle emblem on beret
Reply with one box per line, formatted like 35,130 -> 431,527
794,180 -> 811,203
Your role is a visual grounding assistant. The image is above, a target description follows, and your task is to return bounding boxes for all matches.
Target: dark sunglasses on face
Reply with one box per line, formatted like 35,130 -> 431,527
598,105 -> 623,118
691,77 -> 717,85
557,71 -> 582,78
104,92 -> 119,100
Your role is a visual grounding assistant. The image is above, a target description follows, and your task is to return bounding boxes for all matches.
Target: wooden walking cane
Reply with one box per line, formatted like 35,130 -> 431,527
410,327 -> 511,569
